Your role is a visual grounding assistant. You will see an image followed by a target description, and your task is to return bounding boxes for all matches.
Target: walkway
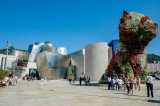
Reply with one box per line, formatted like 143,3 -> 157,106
0,80 -> 160,106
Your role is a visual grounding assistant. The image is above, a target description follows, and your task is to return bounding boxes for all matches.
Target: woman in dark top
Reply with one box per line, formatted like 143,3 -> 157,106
130,77 -> 135,95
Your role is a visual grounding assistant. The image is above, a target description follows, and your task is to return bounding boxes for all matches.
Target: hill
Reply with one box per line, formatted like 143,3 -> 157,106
0,46 -> 27,55
147,53 -> 160,63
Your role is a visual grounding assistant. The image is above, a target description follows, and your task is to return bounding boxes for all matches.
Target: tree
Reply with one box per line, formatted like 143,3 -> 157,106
9,46 -> 15,50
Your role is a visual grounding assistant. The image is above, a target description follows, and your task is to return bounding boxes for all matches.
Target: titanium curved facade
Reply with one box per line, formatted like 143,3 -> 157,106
25,41 -> 112,81
85,42 -> 109,81
43,42 -> 56,53
36,51 -> 66,79
28,43 -> 44,62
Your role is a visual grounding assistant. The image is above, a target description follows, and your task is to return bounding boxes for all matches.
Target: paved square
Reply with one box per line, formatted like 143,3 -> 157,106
0,80 -> 160,106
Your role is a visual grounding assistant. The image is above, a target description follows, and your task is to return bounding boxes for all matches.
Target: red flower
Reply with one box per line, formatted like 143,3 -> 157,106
140,16 -> 150,23
150,35 -> 155,40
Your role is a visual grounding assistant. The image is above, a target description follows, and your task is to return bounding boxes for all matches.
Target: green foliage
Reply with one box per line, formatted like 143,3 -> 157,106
139,64 -> 148,80
0,48 -> 27,55
0,49 -> 6,54
9,46 -> 15,50
0,69 -> 10,80
147,53 -> 160,63
16,49 -> 27,52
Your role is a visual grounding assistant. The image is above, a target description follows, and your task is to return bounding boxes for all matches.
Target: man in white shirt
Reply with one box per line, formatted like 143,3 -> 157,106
145,74 -> 154,97
118,77 -> 123,90
15,75 -> 18,84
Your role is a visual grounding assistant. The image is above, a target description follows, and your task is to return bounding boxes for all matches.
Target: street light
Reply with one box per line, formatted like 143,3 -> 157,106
4,41 -> 11,71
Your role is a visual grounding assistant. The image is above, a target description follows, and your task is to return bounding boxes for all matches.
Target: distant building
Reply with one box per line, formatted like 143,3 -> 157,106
0,54 -> 17,71
0,50 -> 30,78
147,61 -> 160,73
0,41 -> 114,81
108,39 -> 119,54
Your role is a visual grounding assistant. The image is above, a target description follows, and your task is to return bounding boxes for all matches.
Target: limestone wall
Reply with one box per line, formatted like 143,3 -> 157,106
85,42 -> 109,81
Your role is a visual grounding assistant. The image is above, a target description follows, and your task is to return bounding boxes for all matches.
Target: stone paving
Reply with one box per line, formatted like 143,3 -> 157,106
0,80 -> 160,106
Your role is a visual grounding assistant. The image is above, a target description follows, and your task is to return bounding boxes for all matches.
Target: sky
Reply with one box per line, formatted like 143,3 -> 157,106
0,0 -> 160,55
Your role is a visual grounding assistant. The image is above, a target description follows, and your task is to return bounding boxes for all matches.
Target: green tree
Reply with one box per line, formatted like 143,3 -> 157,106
0,69 -> 10,80
9,46 -> 15,50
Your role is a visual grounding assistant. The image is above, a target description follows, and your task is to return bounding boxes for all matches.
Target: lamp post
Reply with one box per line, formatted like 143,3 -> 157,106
4,41 -> 11,71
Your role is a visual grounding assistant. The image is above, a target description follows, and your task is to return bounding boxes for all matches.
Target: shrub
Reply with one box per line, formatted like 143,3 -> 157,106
0,69 -> 10,80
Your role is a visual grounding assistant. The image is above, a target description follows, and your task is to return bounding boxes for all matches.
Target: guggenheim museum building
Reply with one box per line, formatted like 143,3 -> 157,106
0,40 -> 119,81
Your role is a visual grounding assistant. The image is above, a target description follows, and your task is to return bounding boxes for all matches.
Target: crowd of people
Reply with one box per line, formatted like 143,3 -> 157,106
41,77 -> 51,87
0,75 -> 18,88
0,73 -> 154,98
67,75 -> 91,86
107,75 -> 141,95
79,76 -> 90,85
107,74 -> 154,97
68,76 -> 75,84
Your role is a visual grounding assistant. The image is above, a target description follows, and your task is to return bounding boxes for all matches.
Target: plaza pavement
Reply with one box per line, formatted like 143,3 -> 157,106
0,80 -> 160,106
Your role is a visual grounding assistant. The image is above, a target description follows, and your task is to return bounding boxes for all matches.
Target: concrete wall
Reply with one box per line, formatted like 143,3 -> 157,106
71,50 -> 84,79
85,42 -> 109,81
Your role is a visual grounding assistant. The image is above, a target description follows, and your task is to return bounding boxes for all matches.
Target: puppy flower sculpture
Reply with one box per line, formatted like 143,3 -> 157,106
104,10 -> 158,79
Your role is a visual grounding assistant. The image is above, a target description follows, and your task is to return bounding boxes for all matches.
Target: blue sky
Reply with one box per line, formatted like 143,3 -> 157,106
0,0 -> 160,55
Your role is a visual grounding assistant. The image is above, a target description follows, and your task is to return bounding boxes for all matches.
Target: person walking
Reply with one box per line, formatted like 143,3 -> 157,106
111,77 -> 115,90
72,76 -> 75,83
145,74 -> 154,97
130,77 -> 135,95
69,76 -> 72,83
125,75 -> 131,95
15,75 -> 17,84
41,77 -> 44,87
79,77 -> 82,85
137,76 -> 141,91
134,77 -> 137,90
118,77 -> 123,90
9,77 -> 12,86
115,77 -> 119,90
108,76 -> 111,90
27,76 -> 30,82
86,76 -> 89,85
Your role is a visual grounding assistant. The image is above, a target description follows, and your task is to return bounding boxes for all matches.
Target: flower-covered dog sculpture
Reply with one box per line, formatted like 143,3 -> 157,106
104,10 -> 158,79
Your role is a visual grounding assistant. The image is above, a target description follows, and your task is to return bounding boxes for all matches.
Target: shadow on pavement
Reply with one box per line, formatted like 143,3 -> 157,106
114,93 -> 147,97
147,100 -> 160,103
70,83 -> 99,86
